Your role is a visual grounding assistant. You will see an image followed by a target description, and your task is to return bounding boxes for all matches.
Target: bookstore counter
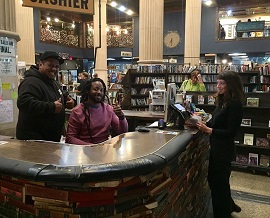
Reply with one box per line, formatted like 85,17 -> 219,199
0,130 -> 210,217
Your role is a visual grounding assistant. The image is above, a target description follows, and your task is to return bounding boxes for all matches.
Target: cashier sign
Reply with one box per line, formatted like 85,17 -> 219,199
22,0 -> 94,14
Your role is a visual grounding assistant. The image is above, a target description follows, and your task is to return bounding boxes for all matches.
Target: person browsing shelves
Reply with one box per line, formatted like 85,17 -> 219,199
65,78 -> 128,145
75,71 -> 89,94
16,51 -> 74,142
179,69 -> 206,92
196,71 -> 245,218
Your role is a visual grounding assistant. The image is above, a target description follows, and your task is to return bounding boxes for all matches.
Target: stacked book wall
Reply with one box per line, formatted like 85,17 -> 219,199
0,133 -> 210,218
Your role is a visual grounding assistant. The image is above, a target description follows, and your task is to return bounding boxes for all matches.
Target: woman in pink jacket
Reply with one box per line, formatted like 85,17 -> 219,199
66,78 -> 128,145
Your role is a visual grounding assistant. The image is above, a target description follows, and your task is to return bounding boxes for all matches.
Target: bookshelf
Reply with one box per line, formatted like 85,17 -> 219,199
121,64 -> 266,111
238,71 -> 261,92
258,64 -> 270,92
187,91 -> 270,175
121,66 -> 166,111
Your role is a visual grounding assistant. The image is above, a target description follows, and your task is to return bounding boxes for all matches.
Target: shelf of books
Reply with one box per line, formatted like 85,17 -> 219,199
186,91 -> 270,175
121,64 -> 269,110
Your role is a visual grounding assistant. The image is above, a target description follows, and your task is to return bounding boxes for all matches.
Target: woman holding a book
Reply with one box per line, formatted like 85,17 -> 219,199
179,69 -> 206,92
196,71 -> 245,218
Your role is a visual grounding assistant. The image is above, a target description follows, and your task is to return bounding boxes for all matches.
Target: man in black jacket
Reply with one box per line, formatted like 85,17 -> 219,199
16,51 -> 74,142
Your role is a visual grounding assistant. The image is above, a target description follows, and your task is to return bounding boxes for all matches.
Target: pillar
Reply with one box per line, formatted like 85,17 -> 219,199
15,0 -> 35,67
184,0 -> 202,66
138,0 -> 164,64
93,0 -> 108,85
0,0 -> 20,135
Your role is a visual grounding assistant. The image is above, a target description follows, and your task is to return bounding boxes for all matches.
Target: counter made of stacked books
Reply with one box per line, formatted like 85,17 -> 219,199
0,130 -> 210,218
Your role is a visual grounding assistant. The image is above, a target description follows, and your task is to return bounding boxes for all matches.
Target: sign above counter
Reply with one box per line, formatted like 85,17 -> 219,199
22,0 -> 94,14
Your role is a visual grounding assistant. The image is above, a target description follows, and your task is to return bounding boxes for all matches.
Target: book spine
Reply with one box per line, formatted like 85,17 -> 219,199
32,196 -> 71,207
0,179 -> 25,202
68,189 -> 115,202
25,184 -> 69,201
121,204 -> 153,217
0,179 -> 25,192
115,197 -> 145,214
75,199 -> 115,208
35,203 -> 72,213
72,204 -> 115,215
1,186 -> 23,202
6,197 -> 36,215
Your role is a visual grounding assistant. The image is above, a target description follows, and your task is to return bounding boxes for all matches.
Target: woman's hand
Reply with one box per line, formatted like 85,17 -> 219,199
196,122 -> 212,135
197,74 -> 203,84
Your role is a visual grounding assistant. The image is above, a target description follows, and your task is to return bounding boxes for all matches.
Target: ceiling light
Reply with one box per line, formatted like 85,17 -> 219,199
110,1 -> 117,7
46,17 -> 51,22
126,10 -> 133,15
55,18 -> 59,22
228,53 -> 247,56
118,6 -> 126,12
204,1 -> 212,6
107,58 -> 115,61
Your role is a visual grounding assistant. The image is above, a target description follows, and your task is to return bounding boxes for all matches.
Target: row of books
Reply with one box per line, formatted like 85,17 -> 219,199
187,95 -> 263,107
261,84 -> 270,92
165,65 -> 192,74
131,87 -> 152,95
236,153 -> 270,167
133,76 -> 164,84
136,64 -> 251,75
186,95 -> 215,105
137,65 -> 164,73
0,133 -> 210,217
131,98 -> 148,106
258,64 -> 270,75
167,74 -> 189,83
168,75 -> 218,83
197,64 -> 249,74
205,84 -> 217,91
243,133 -> 270,147
260,75 -> 270,83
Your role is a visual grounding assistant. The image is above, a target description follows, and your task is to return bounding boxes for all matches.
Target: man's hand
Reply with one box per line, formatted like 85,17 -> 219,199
66,96 -> 74,109
113,101 -> 125,119
54,98 -> 62,113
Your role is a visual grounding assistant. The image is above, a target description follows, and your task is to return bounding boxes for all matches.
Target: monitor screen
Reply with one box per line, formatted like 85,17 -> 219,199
164,83 -> 177,123
172,103 -> 185,112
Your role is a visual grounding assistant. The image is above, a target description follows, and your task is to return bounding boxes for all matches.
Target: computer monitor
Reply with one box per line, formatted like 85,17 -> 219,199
171,103 -> 191,129
164,83 -> 177,123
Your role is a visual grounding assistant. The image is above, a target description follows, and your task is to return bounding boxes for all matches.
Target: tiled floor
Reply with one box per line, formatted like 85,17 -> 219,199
206,170 -> 270,218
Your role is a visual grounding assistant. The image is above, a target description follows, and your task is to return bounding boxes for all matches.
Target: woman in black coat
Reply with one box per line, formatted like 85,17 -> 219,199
196,71 -> 245,218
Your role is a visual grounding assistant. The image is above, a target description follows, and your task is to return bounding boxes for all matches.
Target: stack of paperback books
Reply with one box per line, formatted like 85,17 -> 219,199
0,133 -> 210,218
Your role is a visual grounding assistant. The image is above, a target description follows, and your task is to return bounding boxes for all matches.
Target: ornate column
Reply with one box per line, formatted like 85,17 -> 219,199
15,0 -> 35,67
184,0 -> 202,66
93,0 -> 108,85
138,0 -> 164,64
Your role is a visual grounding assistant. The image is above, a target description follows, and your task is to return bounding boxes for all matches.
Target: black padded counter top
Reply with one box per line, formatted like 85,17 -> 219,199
0,130 -> 192,182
